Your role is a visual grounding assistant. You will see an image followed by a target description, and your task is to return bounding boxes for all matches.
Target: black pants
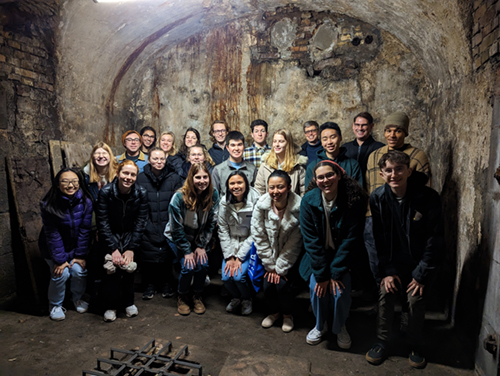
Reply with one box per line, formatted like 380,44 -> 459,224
101,269 -> 135,310
263,277 -> 293,315
141,260 -> 174,290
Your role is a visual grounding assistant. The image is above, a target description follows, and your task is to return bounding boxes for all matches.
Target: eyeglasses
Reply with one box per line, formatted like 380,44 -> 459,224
304,129 -> 318,135
125,138 -> 141,143
213,130 -> 227,134
381,166 -> 407,175
60,179 -> 79,187
142,134 -> 155,139
150,157 -> 166,162
353,123 -> 370,128
316,172 -> 336,182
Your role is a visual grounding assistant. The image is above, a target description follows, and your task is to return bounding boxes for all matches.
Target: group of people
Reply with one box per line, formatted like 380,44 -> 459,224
39,112 -> 443,369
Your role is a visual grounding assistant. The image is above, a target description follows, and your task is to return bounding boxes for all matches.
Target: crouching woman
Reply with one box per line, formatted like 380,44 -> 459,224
251,170 -> 302,333
299,160 -> 366,348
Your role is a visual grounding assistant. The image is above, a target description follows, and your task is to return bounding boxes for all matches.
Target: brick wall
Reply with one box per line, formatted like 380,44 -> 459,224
472,0 -> 500,69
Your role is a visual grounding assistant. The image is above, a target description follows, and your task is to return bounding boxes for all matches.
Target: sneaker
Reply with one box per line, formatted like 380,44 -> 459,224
125,304 -> 138,318
204,275 -> 211,287
282,315 -> 294,333
193,294 -> 206,314
366,343 -> 387,365
241,300 -> 253,316
306,326 -> 327,345
337,325 -> 352,349
74,300 -> 89,314
142,284 -> 156,300
104,310 -> 117,322
177,296 -> 191,315
161,284 -> 174,298
261,314 -> 280,328
226,298 -> 241,313
409,350 -> 427,369
49,306 -> 66,321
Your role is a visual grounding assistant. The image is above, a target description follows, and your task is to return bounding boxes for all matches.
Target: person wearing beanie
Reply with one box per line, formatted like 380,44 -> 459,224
364,111 -> 432,285
117,130 -> 149,173
305,122 -> 363,187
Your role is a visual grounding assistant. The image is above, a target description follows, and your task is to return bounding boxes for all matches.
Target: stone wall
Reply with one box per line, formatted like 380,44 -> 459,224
0,4 -> 60,301
472,0 -> 500,68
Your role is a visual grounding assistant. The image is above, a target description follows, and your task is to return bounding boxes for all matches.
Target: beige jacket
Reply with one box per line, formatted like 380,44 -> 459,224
254,153 -> 308,196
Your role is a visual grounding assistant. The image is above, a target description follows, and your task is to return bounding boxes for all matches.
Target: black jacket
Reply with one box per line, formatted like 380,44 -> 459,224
137,164 -> 183,262
208,143 -> 230,165
96,178 -> 148,253
369,171 -> 444,284
343,135 -> 384,176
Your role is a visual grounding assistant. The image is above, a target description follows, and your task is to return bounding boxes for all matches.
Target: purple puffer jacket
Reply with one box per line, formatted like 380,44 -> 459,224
39,189 -> 93,264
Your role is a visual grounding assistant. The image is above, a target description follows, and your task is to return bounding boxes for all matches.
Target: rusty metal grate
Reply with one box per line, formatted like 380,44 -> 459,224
82,338 -> 202,376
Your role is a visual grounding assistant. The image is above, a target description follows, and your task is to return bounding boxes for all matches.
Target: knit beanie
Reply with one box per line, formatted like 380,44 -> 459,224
122,130 -> 142,146
384,112 -> 409,135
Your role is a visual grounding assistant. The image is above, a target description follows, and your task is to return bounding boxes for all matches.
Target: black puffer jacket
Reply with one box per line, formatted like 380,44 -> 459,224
96,178 -> 148,253
137,164 -> 183,262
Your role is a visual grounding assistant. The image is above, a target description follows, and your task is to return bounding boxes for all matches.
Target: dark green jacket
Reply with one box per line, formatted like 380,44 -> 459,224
299,187 -> 365,282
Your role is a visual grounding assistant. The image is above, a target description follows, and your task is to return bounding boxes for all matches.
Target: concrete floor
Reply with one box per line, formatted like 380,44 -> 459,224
0,278 -> 475,376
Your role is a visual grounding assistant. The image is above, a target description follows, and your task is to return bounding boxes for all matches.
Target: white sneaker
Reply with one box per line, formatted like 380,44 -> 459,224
306,326 -> 327,345
204,275 -> 211,287
104,310 -> 117,322
74,300 -> 89,314
49,306 -> 66,321
337,325 -> 352,349
282,316 -> 294,333
261,314 -> 279,328
125,304 -> 138,318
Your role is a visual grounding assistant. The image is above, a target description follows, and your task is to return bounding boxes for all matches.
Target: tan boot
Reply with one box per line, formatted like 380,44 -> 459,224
177,295 -> 191,316
192,294 -> 206,314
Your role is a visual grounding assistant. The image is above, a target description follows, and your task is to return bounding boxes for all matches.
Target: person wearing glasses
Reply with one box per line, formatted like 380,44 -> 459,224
299,121 -> 323,167
208,120 -> 230,166
365,151 -> 443,369
39,168 -> 93,321
139,126 -> 157,156
116,130 -> 149,173
243,119 -> 271,168
137,147 -> 183,301
299,160 -> 366,348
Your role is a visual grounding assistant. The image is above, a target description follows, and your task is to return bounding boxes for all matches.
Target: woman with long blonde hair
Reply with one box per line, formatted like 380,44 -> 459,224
165,162 -> 219,316
159,131 -> 178,157
83,142 -> 119,201
254,129 -> 308,196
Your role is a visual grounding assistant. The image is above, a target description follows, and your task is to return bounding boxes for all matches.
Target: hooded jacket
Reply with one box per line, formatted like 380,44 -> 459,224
305,147 -> 363,188
137,164 -> 183,262
39,189 -> 93,264
96,178 -> 148,253
369,171 -> 444,284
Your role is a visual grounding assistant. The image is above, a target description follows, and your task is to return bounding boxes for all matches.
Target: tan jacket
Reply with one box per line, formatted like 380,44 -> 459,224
254,153 -> 308,196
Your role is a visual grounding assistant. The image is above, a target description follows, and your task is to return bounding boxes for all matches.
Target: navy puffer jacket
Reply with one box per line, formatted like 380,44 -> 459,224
96,178 -> 148,253
39,189 -> 93,264
137,164 -> 183,262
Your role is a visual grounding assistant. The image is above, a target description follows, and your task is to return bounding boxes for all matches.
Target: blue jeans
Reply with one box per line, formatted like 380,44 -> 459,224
221,258 -> 251,301
178,257 -> 209,295
45,259 -> 87,308
309,272 -> 351,334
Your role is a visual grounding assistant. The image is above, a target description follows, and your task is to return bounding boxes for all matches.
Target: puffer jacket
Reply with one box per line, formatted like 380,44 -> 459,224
137,164 -> 183,263
39,189 -> 93,264
299,187 -> 366,282
370,171 -> 444,284
164,189 -> 220,256
250,191 -> 302,276
218,187 -> 261,260
96,178 -> 148,253
254,152 -> 308,196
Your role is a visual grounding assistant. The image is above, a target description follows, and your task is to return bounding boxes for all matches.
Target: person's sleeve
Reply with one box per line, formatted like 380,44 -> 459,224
41,209 -> 67,264
128,189 -> 149,251
254,166 -> 266,195
167,193 -> 193,255
74,198 -> 93,258
370,193 -> 397,278
212,167 -> 221,195
251,204 -> 275,272
218,202 -> 236,259
96,188 -> 119,253
305,163 -> 314,188
196,190 -> 220,249
350,160 -> 364,188
275,218 -> 302,276
299,165 -> 306,196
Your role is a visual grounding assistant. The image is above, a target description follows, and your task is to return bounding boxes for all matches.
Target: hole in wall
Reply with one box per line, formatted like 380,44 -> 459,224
365,35 -> 373,44
351,37 -> 361,46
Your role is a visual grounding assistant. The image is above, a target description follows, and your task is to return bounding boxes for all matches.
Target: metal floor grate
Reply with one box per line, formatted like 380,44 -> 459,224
82,338 -> 202,375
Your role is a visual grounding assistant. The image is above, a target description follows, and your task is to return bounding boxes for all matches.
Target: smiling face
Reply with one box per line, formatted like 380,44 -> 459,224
379,160 -> 412,196
268,176 -> 290,207
141,130 -> 155,148
304,125 -> 319,144
58,171 -> 80,197
212,123 -> 227,144
315,165 -> 340,198
149,150 -> 166,173
272,134 -> 287,157
352,116 -> 374,142
321,128 -> 342,158
118,164 -> 138,194
228,174 -> 246,202
193,169 -> 210,193
185,131 -> 198,148
226,139 -> 244,162
384,127 -> 406,149
189,146 -> 205,164
251,125 -> 268,147
124,134 -> 142,155
93,147 -> 110,168
160,134 -> 174,153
